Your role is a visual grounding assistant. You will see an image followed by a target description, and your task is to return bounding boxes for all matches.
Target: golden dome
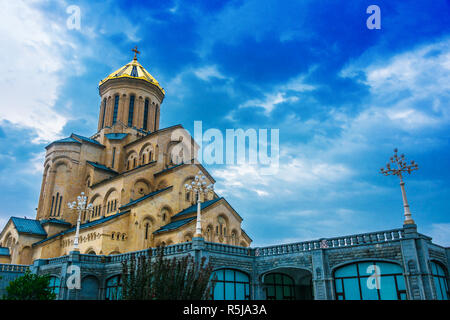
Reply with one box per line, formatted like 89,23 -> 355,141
99,53 -> 165,94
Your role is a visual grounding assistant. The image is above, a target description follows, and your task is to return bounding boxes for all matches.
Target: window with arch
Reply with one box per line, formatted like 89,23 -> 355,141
105,275 -> 122,300
210,269 -> 250,300
128,95 -> 135,127
431,261 -> 449,300
263,273 -> 295,300
101,98 -> 107,128
334,261 -> 407,300
112,95 -> 119,124
48,276 -> 60,297
143,99 -> 149,131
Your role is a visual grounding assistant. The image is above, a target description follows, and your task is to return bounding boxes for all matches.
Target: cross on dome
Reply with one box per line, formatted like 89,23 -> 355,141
132,46 -> 140,60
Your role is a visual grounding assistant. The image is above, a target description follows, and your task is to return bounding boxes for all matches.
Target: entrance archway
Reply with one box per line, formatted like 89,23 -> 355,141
261,267 -> 313,300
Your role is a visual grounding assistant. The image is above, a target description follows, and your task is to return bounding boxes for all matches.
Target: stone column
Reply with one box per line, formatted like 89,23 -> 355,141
118,93 -> 127,125
134,97 -> 143,129
311,247 -> 333,300
155,104 -> 160,131
97,101 -> 105,131
400,224 -> 427,300
149,102 -> 156,132
105,97 -> 113,127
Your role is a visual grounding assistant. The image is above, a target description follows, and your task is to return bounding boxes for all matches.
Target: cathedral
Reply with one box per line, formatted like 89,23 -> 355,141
0,49 -> 252,265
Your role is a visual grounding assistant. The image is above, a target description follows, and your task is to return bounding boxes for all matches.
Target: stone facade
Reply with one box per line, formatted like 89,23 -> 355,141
1,224 -> 447,300
0,55 -> 251,265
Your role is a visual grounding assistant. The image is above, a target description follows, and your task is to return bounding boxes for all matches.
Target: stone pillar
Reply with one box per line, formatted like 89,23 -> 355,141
400,224 -> 428,300
149,102 -> 156,132
118,93 -> 127,125
97,101 -> 105,131
155,104 -> 160,131
62,250 -> 81,300
311,246 -> 333,300
104,97 -> 113,127
134,97 -> 143,129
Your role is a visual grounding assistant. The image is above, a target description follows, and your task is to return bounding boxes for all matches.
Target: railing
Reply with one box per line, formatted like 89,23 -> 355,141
107,243 -> 193,263
47,255 -> 69,264
205,242 -> 253,256
0,264 -> 29,272
254,228 -> 405,257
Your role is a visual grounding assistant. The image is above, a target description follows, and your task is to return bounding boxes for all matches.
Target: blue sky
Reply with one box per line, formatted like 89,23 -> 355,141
0,0 -> 449,247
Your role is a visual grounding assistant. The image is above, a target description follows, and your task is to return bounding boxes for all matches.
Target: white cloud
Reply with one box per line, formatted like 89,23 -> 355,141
0,1 -> 74,143
237,73 -> 315,114
213,156 -> 353,199
427,223 -> 450,247
194,65 -> 226,81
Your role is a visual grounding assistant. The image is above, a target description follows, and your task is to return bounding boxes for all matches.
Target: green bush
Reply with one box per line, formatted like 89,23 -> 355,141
3,270 -> 56,300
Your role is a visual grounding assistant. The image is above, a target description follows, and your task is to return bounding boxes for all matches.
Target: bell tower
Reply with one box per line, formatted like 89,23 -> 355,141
97,47 -> 165,133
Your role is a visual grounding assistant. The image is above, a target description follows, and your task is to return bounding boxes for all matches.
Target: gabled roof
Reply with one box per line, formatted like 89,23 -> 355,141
11,217 -> 47,236
45,137 -> 81,149
153,217 -> 196,235
119,186 -> 173,210
0,247 -> 10,256
171,197 -> 223,220
105,133 -> 128,140
33,210 -> 130,247
87,161 -> 118,175
71,133 -> 104,147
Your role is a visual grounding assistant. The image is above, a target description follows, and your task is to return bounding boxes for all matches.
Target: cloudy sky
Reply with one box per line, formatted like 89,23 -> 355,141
0,0 -> 449,247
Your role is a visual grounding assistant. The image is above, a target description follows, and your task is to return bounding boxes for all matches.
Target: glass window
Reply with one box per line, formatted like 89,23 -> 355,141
143,99 -> 149,131
263,273 -> 295,300
112,95 -> 119,124
48,276 -> 60,297
101,98 -> 107,128
210,269 -> 250,300
430,261 -> 449,300
334,261 -> 406,300
128,95 -> 135,127
106,275 -> 122,300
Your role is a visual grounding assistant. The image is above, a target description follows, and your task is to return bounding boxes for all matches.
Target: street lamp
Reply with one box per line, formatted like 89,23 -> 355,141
67,192 -> 93,251
380,148 -> 419,225
184,170 -> 214,237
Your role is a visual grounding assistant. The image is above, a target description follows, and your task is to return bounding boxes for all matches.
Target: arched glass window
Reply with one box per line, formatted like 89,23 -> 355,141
101,98 -> 107,128
264,273 -> 295,300
112,95 -> 119,124
48,276 -> 60,297
431,261 -> 449,300
334,261 -> 406,300
210,269 -> 250,300
143,99 -> 149,131
106,275 -> 122,300
128,95 -> 135,127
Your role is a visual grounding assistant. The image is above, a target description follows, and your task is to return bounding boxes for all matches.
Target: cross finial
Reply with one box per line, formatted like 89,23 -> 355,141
132,46 -> 140,60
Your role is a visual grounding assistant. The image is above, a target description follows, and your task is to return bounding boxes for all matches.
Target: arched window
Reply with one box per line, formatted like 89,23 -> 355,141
263,273 -> 295,300
106,275 -> 122,300
210,269 -> 250,300
48,276 -> 60,297
143,99 -> 149,131
112,95 -> 119,124
431,261 -> 449,300
334,261 -> 406,300
101,98 -> 107,128
128,95 -> 135,127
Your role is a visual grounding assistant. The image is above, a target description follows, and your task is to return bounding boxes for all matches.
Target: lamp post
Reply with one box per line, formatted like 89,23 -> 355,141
380,148 -> 419,225
185,171 -> 214,237
67,192 -> 93,251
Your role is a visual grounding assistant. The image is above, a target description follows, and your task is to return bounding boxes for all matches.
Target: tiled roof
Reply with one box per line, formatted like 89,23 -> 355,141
33,210 -> 130,247
119,186 -> 173,210
153,217 -> 196,235
45,137 -> 81,149
105,133 -> 128,140
39,219 -> 72,227
71,133 -> 104,147
87,161 -> 118,174
153,163 -> 186,176
11,217 -> 47,236
171,197 -> 223,220
0,247 -> 10,256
